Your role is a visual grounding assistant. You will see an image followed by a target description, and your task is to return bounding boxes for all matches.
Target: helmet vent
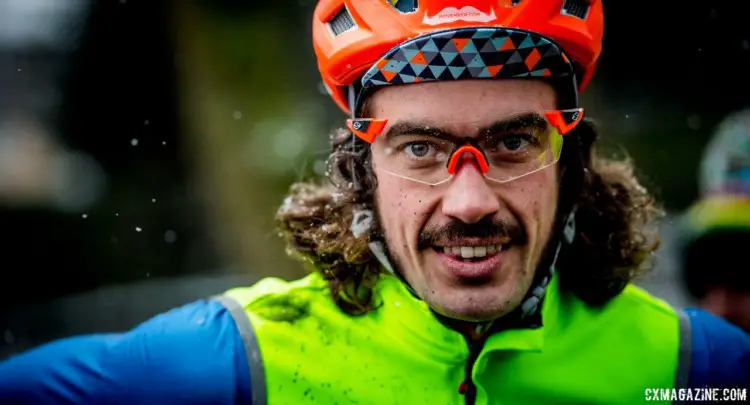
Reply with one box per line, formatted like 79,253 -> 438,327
561,0 -> 590,19
386,0 -> 418,13
329,6 -> 357,36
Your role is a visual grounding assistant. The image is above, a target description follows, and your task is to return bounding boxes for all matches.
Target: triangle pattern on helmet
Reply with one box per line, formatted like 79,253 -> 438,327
472,29 -> 494,39
390,49 -> 408,62
422,51 -> 440,64
428,64 -> 447,78
491,37 -> 509,51
448,66 -> 465,79
359,27 -> 577,100
441,40 -> 458,53
401,48 -> 420,62
441,51 -> 459,65
467,54 -> 485,68
544,45 -> 561,57
399,63 -> 416,77
438,68 -> 454,80
460,51 -> 478,65
509,31 -> 529,48
448,54 -> 465,67
430,52 -> 448,66
468,66 -> 486,77
431,37 -> 451,51
399,73 -> 417,83
518,35 -> 537,49
480,39 -> 498,53
460,40 -> 478,54
383,59 -> 408,73
411,38 -> 428,50
419,69 -> 435,81
506,51 -> 524,64
421,39 -> 439,53
411,62 -> 428,76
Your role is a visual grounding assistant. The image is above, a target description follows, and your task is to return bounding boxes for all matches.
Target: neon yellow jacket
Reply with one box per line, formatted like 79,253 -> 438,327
222,271 -> 688,404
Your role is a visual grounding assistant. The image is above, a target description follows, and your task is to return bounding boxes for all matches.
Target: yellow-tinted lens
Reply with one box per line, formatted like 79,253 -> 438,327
370,113 -> 566,186
482,125 -> 563,183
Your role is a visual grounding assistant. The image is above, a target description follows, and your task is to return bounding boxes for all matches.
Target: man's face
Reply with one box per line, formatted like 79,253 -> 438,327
369,79 -> 559,322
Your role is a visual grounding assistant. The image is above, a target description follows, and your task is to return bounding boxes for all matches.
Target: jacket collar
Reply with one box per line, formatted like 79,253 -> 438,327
374,272 -> 562,360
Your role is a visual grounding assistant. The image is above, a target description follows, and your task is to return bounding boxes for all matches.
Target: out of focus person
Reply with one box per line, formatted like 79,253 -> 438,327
680,109 -> 750,333
0,1 -> 748,404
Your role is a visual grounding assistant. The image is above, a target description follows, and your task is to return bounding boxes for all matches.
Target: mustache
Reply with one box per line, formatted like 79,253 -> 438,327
417,216 -> 527,249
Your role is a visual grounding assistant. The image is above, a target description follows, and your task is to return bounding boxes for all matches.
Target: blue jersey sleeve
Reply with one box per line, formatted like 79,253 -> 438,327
0,299 -> 252,405
686,308 -> 750,389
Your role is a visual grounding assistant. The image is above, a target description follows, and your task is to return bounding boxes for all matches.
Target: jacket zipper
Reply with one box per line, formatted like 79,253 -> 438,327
459,337 -> 485,405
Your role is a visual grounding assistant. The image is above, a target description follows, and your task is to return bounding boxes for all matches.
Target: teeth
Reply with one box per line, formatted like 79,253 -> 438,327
474,246 -> 487,257
460,247 -> 474,258
436,244 -> 506,258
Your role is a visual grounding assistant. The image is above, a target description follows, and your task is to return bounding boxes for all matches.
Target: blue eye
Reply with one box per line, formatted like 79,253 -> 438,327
405,142 -> 433,158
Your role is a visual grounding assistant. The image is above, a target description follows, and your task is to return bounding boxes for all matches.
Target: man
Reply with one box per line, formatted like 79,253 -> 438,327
679,109 -> 750,333
1,1 -> 748,404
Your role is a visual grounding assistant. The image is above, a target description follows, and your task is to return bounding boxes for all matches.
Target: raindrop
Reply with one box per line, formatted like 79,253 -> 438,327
82,213 -> 88,219
313,160 -> 327,175
17,68 -> 21,72
625,114 -> 630,119
151,198 -> 156,203
115,212 -> 119,216
146,272 -> 150,277
3,329 -> 14,344
162,141 -> 166,145
233,111 -> 243,120
164,230 -> 177,243
135,226 -> 142,232
131,138 -> 139,146
144,120 -> 150,126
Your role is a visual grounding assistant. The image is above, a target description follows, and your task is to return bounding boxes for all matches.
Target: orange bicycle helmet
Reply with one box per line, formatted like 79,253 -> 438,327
312,0 -> 603,115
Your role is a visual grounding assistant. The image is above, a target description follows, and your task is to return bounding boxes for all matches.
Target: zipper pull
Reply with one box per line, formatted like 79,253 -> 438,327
458,380 -> 469,395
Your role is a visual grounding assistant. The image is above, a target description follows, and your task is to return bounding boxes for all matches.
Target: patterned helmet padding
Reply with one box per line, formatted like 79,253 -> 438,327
354,27 -> 577,114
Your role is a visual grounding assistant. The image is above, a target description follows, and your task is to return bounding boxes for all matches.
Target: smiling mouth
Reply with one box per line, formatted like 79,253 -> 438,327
433,244 -> 507,262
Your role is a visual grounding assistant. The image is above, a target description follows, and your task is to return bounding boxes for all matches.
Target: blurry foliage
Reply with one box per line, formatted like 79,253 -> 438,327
172,0 -> 332,280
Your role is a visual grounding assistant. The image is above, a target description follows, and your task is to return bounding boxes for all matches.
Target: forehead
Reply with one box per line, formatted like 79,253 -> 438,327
367,79 -> 557,126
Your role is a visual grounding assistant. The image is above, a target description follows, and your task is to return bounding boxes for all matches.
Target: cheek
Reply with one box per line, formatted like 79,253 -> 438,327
374,171 -> 435,246
374,174 -> 417,230
509,171 -> 559,234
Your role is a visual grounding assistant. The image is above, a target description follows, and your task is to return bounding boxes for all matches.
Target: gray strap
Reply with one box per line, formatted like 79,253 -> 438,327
212,295 -> 267,405
675,309 -> 692,392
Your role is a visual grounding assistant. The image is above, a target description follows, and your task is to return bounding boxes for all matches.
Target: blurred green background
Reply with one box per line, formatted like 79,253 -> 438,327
1,0 -> 749,357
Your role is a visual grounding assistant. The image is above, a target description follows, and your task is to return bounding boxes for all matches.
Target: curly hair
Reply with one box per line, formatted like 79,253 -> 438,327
276,117 -> 664,315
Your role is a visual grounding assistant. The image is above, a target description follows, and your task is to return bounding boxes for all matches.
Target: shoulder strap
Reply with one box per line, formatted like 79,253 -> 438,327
212,295 -> 267,405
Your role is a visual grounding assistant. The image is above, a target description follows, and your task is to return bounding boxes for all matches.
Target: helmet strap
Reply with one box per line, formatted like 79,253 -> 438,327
348,85 -> 357,119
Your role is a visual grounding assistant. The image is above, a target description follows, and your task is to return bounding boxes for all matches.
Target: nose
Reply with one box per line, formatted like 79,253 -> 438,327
441,155 -> 500,224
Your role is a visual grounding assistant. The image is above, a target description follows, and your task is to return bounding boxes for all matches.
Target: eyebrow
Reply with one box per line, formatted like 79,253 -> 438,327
383,112 -> 548,141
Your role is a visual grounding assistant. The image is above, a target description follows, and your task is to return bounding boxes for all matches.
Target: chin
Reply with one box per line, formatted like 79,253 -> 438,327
424,282 -> 522,322
413,247 -> 528,321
